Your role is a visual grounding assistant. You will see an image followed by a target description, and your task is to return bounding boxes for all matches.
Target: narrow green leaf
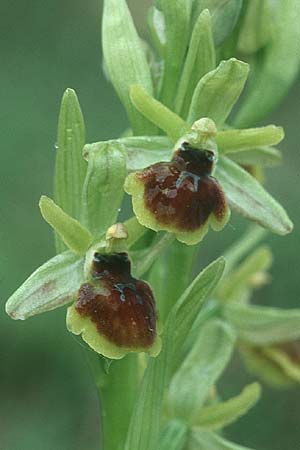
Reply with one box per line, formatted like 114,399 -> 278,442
216,126 -> 284,153
6,252 -> 84,320
167,319 -> 235,422
234,0 -> 300,127
188,430 -> 254,450
194,383 -> 261,430
102,0 -> 156,134
54,88 -> 86,252
81,142 -> 126,239
218,246 -> 272,301
193,0 -> 243,47
215,156 -> 293,235
228,147 -> 282,168
130,85 -> 190,142
158,421 -> 188,450
39,196 -> 92,255
175,9 -> 216,118
188,58 -> 249,126
158,0 -> 192,107
224,303 -> 300,345
125,257 -> 225,450
238,0 -> 274,54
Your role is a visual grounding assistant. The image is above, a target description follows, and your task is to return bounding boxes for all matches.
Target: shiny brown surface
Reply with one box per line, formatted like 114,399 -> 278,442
138,142 -> 227,231
75,253 -> 156,348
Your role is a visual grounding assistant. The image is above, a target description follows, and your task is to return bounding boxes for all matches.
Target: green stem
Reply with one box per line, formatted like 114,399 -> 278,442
87,352 -> 139,450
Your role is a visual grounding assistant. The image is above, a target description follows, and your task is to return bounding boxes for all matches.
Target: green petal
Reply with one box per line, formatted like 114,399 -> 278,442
158,421 -> 188,450
216,126 -> 284,153
6,251 -> 84,320
39,196 -> 92,255
66,305 -> 162,360
189,430 -> 255,450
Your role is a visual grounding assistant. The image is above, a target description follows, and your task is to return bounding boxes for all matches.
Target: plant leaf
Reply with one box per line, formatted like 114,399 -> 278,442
224,303 -> 300,345
158,0 -> 192,107
175,9 -> 216,118
54,88 -> 86,252
130,85 -> 190,142
188,430 -> 255,450
216,126 -> 284,153
167,319 -> 235,422
194,382 -> 261,430
81,141 -> 126,239
157,420 -> 188,450
215,156 -> 293,235
6,251 -> 84,320
125,257 -> 225,450
102,0 -> 156,134
234,0 -> 300,127
188,58 -> 249,126
39,196 -> 92,255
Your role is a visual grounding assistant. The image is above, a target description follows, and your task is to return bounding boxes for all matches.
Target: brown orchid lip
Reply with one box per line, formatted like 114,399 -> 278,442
138,142 -> 227,231
75,252 -> 157,349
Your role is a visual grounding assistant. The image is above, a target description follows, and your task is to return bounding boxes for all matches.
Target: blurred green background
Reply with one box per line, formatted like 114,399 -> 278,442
1,1 -> 299,449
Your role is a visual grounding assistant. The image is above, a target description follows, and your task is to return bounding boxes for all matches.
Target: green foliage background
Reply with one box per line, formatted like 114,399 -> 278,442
1,1 -> 299,449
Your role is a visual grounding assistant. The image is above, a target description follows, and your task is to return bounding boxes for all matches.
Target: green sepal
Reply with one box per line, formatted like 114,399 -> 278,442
39,196 -> 92,255
130,85 -> 189,142
194,382 -> 261,430
6,251 -> 84,320
54,88 -> 86,252
224,303 -> 300,346
157,421 -> 188,450
238,0 -> 274,54
167,319 -> 235,423
66,305 -> 162,360
188,430 -> 255,450
193,1 -> 243,47
125,170 -> 230,245
175,9 -> 216,118
215,156 -> 293,235
81,141 -> 127,239
125,258 -> 225,450
228,146 -> 282,168
158,0 -> 192,107
188,58 -> 249,126
234,0 -> 300,127
102,0 -> 156,135
216,126 -> 284,153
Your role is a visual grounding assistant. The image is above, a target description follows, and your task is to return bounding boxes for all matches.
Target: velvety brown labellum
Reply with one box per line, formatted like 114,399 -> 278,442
75,253 -> 157,349
138,142 -> 227,231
